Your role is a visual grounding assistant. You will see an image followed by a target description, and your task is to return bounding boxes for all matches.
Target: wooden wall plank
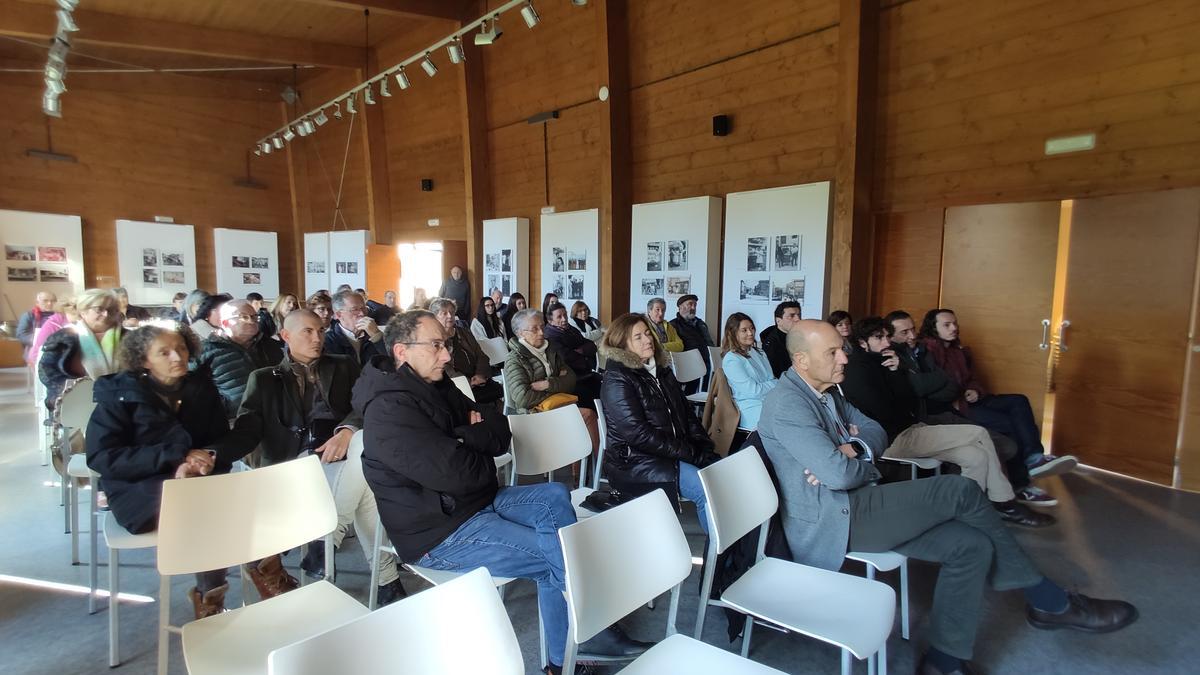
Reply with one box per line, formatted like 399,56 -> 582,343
869,208 -> 944,319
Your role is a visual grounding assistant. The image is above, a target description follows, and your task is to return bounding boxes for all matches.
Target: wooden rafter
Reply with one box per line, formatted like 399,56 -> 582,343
292,0 -> 464,21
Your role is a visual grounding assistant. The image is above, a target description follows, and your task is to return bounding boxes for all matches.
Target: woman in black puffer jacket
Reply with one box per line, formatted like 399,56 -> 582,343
599,313 -> 718,532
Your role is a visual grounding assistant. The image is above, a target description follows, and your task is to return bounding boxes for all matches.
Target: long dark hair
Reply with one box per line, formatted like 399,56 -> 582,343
474,295 -> 502,339
541,292 -> 559,318
919,308 -> 957,343
501,292 -> 526,337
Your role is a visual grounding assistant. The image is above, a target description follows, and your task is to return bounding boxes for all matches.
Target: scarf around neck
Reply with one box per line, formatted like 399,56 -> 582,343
73,321 -> 120,379
519,337 -> 551,372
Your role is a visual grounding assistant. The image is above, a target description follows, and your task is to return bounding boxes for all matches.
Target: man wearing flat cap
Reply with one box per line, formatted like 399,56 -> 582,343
670,293 -> 715,394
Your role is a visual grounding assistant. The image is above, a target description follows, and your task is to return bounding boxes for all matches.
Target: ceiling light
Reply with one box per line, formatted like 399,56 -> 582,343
56,10 -> 79,32
260,141 -> 272,154
520,2 -> 540,28
43,93 -> 62,117
333,101 -> 343,120
296,120 -> 310,137
395,67 -> 411,90
420,53 -> 438,77
254,147 -> 262,156
282,126 -> 296,142
363,84 -> 375,105
571,0 -> 587,5
379,77 -> 391,97
56,0 -> 79,9
45,78 -> 66,95
346,94 -> 357,114
447,37 -> 464,64
474,16 -> 502,45
305,119 -> 317,134
271,136 -> 284,149
314,109 -> 329,126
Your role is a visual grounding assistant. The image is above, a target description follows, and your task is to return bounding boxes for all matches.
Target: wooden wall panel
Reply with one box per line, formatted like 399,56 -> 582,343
875,0 -> 1200,211
869,209 -> 943,319
294,69 -> 372,237
0,77 -> 296,297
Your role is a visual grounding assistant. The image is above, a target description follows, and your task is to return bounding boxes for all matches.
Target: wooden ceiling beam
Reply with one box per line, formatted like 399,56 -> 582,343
292,0 -> 464,21
0,0 -> 363,69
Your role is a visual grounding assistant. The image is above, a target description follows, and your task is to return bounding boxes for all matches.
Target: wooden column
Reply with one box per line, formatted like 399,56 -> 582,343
596,0 -> 632,324
830,0 -> 879,317
459,5 -> 493,299
283,100 -> 314,295
364,54 -> 394,245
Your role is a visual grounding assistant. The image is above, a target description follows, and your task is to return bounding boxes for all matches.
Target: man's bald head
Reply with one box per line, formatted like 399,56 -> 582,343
283,308 -> 322,331
281,309 -> 325,363
785,320 -> 833,356
787,320 -> 848,391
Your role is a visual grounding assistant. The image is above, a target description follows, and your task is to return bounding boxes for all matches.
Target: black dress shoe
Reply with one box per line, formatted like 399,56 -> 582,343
300,540 -> 325,579
918,656 -> 979,675
375,578 -> 408,606
1027,592 -> 1138,633
578,624 -> 654,657
994,501 -> 1056,527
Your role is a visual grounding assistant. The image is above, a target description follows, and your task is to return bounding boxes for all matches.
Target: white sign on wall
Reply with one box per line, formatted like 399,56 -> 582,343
721,182 -> 831,336
115,219 -> 198,306
482,217 -> 529,302
304,230 -> 369,298
304,232 -> 329,298
0,209 -> 85,321
213,228 -> 279,300
629,196 -> 722,338
539,209 -> 599,317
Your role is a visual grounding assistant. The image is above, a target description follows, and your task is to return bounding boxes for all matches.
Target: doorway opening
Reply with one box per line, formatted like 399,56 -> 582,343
397,242 -> 443,309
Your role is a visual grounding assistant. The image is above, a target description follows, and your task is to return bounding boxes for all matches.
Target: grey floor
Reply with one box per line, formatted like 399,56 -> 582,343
1,366 -> 1197,675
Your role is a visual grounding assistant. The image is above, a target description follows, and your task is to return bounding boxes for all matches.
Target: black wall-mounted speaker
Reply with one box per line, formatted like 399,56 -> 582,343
713,114 -> 730,136
421,178 -> 434,191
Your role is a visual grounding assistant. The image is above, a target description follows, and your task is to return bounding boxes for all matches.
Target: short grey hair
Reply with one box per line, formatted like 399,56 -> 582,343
428,297 -> 458,315
512,307 -> 543,334
646,297 -> 666,312
384,310 -> 438,353
332,290 -> 364,312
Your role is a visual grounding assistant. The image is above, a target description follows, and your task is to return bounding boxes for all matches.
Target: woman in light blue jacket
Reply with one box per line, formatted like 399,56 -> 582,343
720,312 -> 778,430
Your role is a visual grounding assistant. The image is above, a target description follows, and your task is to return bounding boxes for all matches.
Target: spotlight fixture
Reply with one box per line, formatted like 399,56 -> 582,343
314,109 -> 329,126
296,120 -> 310,137
45,78 -> 66,95
571,0 -> 587,5
56,9 -> 79,31
379,77 -> 391,97
305,119 -> 316,134
56,0 -> 79,9
43,93 -> 61,117
363,84 -> 376,105
447,37 -> 465,64
260,141 -> 272,154
271,136 -> 284,149
420,53 -> 438,77
254,147 -> 262,156
333,101 -> 343,120
520,2 -> 540,29
395,67 -> 411,90
346,94 -> 357,114
282,126 -> 297,142
474,15 -> 502,45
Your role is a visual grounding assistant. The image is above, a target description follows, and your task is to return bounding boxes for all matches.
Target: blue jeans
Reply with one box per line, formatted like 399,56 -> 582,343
678,461 -> 709,534
966,394 -> 1045,465
418,483 -> 576,666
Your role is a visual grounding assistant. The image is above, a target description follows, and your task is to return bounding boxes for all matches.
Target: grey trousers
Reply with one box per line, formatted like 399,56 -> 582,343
847,475 -> 1043,659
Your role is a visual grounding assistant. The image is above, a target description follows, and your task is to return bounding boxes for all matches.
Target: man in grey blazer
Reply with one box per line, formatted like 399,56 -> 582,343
758,320 -> 1136,675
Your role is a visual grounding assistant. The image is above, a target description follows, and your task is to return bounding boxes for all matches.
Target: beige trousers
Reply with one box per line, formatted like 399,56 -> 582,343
883,423 -> 1015,502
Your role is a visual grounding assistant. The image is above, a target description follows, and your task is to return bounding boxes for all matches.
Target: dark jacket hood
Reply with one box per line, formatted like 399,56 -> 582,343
352,355 -> 449,415
600,342 -> 669,371
92,370 -> 205,405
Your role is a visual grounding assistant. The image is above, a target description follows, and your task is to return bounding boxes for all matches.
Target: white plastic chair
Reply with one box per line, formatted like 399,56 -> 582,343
845,551 -> 911,640
558,490 -> 786,675
708,346 -> 723,372
57,378 -> 95,535
155,455 -> 361,675
450,375 -> 513,481
104,512 -> 158,667
479,336 -> 509,366
695,449 -> 895,675
507,403 -> 595,519
671,348 -> 707,384
884,455 -> 943,480
269,568 -> 523,675
592,398 -> 609,490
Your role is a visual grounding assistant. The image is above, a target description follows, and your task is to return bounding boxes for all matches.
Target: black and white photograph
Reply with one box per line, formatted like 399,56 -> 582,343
747,236 -> 769,272
501,248 -> 513,272
567,249 -> 587,271
142,267 -> 160,286
641,277 -> 664,296
306,261 -> 325,274
243,272 -> 262,285
38,265 -> 69,283
666,275 -> 691,296
37,246 -> 68,262
251,256 -> 269,269
739,278 -> 771,303
486,253 -> 501,271
773,234 -> 800,271
551,274 -> 566,297
335,262 -> 347,274
162,270 -> 186,285
667,240 -> 688,271
345,262 -> 359,275
142,248 -> 159,267
771,277 -> 805,303
501,274 -> 512,296
487,273 -> 502,295
162,251 -> 184,267
5,245 -> 36,261
6,265 -> 36,281
645,241 -> 663,272
552,247 -> 566,273
231,255 -> 250,268
568,274 -> 585,300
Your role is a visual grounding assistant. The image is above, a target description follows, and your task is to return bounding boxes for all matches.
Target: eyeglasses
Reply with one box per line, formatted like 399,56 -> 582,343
84,307 -> 112,315
403,340 -> 448,353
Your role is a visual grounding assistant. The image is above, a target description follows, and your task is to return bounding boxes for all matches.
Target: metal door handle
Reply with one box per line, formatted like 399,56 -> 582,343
1059,320 -> 1071,352
1039,319 -> 1050,350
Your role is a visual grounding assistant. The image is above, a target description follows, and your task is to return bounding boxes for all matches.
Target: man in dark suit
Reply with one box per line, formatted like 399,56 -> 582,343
366,290 -> 398,326
323,290 -> 387,365
759,300 -> 801,377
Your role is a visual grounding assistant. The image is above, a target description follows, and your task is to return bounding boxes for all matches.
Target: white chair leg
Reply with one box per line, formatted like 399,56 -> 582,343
70,479 -> 80,565
739,614 -> 754,658
108,547 -> 120,667
879,639 -> 888,675
538,605 -> 548,668
157,575 -> 171,675
900,559 -> 910,640
88,486 -> 98,614
298,543 -> 308,588
239,566 -> 251,608
368,522 -> 382,611
325,532 -> 336,583
841,648 -> 852,675
869,652 -> 877,675
910,464 -> 918,481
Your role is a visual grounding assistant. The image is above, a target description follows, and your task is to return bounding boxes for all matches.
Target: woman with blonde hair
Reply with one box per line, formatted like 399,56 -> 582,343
39,289 -> 126,411
269,293 -> 299,337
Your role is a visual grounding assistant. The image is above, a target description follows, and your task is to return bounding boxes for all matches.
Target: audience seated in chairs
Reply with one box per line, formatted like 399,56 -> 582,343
670,294 -> 715,394
83,322 -> 236,619
840,316 -> 1052,527
543,302 -> 601,401
16,291 -> 56,362
323,290 -> 387,365
541,292 -> 559,319
719,312 -> 777,432
489,287 -> 506,316
180,289 -> 209,327
406,287 -> 430,311
194,300 -> 284,419
188,292 -> 231,340
306,292 -> 334,329
366,290 -> 398,326
598,313 -> 719,532
353,310 -> 649,675
760,300 -> 801,378
27,295 -> 74,367
163,291 -> 187,321
111,287 -> 151,327
471,294 -> 508,342
39,289 -> 126,412
432,298 -> 504,406
245,292 -> 276,339
827,309 -> 854,355
920,308 -> 1077,479
499,291 -> 527,339
568,300 -> 602,341
503,308 -> 600,462
644,297 -> 684,353
222,309 -> 407,605
269,293 -> 299,339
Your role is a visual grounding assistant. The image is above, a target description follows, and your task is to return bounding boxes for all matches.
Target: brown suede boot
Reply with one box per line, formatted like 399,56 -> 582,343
244,555 -> 299,600
189,583 -> 228,620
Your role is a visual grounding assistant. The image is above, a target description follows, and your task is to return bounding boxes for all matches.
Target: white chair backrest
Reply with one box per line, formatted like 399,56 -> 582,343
508,404 -> 591,476
268,568 -> 523,675
60,378 -> 96,430
479,336 -> 509,366
698,448 -> 780,555
593,399 -> 607,451
559,490 -> 694,644
157,454 -> 336,575
671,348 -> 707,383
450,375 -> 476,402
708,346 -> 723,371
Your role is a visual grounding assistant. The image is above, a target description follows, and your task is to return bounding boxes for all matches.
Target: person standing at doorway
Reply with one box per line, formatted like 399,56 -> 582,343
439,265 -> 471,322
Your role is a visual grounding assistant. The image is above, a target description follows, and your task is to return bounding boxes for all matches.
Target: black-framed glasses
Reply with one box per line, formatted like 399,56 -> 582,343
403,340 -> 448,353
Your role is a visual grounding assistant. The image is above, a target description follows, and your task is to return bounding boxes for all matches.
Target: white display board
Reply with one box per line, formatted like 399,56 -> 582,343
539,209 -> 599,316
0,209 -> 85,322
329,230 -> 369,291
304,232 -> 330,297
629,196 -> 722,338
482,217 -> 529,301
115,220 -> 198,305
213,228 -> 279,300
721,182 -> 831,335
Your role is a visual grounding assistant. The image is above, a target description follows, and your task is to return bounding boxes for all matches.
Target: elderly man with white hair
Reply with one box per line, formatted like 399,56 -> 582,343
194,299 -> 284,418
17,291 -> 56,361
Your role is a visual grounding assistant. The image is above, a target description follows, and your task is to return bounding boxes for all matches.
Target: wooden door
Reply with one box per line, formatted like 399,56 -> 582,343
941,202 -> 1061,422
1053,189 -> 1200,485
